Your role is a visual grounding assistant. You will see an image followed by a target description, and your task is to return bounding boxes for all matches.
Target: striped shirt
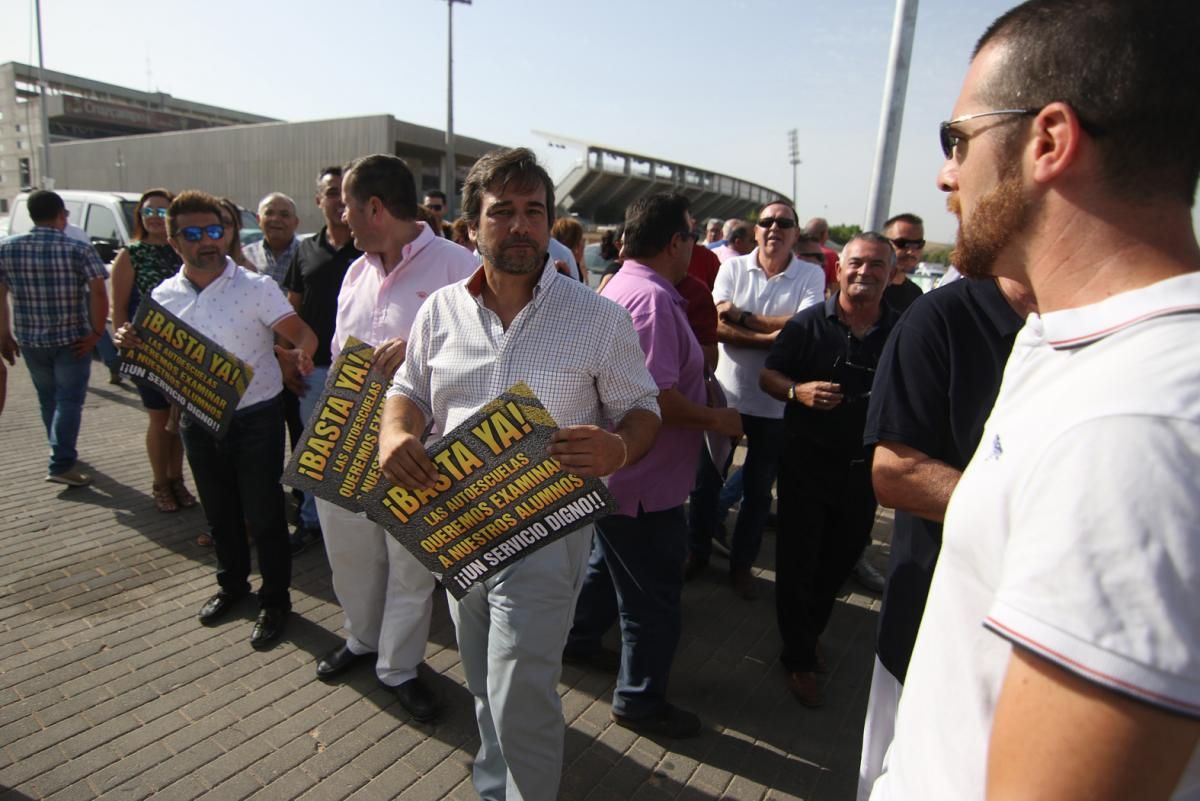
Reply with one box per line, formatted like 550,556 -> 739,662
0,226 -> 108,347
244,238 -> 299,287
389,259 -> 659,440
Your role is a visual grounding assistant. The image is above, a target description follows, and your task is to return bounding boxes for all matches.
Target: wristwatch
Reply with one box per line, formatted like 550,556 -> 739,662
787,383 -> 797,402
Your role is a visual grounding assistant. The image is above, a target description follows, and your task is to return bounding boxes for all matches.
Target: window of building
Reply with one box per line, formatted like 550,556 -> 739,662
18,157 -> 31,187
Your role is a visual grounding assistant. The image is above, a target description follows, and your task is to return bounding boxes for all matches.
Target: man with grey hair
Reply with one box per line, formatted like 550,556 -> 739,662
760,231 -> 898,708
711,221 -> 754,263
703,217 -> 724,248
244,192 -> 301,286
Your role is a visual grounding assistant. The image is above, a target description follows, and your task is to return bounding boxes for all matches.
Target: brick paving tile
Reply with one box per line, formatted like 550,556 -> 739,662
0,364 -> 886,801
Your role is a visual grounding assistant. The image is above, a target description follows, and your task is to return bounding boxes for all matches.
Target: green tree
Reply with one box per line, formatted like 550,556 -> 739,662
828,223 -> 861,245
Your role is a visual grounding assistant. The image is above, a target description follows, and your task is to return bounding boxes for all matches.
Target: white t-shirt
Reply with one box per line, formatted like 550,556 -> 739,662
152,257 -> 296,409
711,249 -> 825,418
872,271 -> 1200,801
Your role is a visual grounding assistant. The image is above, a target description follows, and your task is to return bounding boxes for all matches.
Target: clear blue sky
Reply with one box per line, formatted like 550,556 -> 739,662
5,0 -> 1197,244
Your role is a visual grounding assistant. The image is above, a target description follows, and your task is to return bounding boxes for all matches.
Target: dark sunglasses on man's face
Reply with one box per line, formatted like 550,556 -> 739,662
757,217 -> 797,230
426,203 -> 444,212
178,224 -> 225,242
141,207 -> 168,218
890,237 -> 925,250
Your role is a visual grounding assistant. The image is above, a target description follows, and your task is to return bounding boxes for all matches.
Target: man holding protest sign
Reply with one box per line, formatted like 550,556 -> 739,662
310,154 -> 477,722
378,147 -> 660,801
114,190 -> 317,649
566,192 -> 742,738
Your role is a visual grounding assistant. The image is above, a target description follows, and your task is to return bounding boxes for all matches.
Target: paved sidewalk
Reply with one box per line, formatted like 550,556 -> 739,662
0,363 -> 889,800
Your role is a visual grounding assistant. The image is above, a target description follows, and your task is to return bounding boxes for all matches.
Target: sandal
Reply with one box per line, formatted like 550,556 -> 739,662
152,482 -> 180,513
196,532 -> 214,547
170,478 -> 198,509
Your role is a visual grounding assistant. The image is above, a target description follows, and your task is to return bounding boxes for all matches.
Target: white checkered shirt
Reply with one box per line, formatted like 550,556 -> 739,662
388,259 -> 660,438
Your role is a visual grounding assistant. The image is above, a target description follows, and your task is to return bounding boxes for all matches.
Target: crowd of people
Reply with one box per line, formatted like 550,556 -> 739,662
1,0 -> 1197,798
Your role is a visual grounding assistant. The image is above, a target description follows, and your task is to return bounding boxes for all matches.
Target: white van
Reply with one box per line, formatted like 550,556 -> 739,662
4,190 -> 262,262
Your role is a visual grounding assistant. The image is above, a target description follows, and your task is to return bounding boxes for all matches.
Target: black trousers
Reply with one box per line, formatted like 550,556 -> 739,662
181,395 -> 292,609
775,439 -> 877,672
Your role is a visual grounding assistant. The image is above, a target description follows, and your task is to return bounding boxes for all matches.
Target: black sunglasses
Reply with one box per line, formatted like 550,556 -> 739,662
889,237 -> 925,250
757,217 -> 797,230
179,224 -> 226,242
938,108 -> 1038,159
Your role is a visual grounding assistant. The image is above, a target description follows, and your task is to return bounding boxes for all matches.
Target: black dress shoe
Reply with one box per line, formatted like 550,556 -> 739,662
316,644 -> 375,681
250,607 -> 289,650
384,677 -> 439,723
611,703 -> 702,739
198,592 -> 246,625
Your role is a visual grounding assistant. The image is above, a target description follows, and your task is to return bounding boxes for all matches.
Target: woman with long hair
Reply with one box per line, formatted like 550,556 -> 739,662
110,188 -> 198,513
219,198 -> 256,269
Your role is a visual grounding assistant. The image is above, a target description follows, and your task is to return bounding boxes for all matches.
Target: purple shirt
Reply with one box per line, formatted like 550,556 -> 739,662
601,260 -> 706,516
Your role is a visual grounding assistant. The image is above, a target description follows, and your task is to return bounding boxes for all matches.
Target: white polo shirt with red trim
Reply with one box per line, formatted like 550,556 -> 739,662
871,271 -> 1200,801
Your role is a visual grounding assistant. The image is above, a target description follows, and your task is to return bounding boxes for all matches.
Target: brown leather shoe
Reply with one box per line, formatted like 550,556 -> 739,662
786,670 -> 822,708
729,567 -> 758,600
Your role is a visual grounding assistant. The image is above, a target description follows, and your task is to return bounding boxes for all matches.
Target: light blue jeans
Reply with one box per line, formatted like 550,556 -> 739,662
449,527 -> 592,801
23,345 -> 92,475
295,365 -> 330,529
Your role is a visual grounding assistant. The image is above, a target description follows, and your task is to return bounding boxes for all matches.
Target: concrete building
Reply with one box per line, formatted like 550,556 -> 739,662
0,61 -> 272,212
545,135 -> 789,224
49,115 -> 504,234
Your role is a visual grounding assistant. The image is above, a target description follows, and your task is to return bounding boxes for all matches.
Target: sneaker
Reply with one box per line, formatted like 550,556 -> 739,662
45,468 -> 92,487
612,703 -> 701,739
853,555 -> 886,593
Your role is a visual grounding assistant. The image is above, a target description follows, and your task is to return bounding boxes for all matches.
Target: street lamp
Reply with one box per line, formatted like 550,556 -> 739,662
444,0 -> 472,219
788,128 -> 801,208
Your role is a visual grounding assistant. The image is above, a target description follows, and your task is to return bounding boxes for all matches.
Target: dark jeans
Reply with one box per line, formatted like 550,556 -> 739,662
776,439 -> 877,672
180,395 -> 291,609
566,506 -> 688,719
23,345 -> 91,475
689,414 -> 784,570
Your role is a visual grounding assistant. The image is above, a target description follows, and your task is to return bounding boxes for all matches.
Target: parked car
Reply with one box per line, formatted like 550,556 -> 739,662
4,189 -> 262,262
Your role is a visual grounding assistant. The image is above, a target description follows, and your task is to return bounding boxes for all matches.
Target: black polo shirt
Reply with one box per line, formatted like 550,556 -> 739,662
883,276 -> 924,314
863,277 -> 1024,682
282,227 -> 361,367
765,293 -> 898,455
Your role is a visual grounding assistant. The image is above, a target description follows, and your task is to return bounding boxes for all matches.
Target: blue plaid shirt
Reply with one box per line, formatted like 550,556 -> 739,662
0,226 -> 108,347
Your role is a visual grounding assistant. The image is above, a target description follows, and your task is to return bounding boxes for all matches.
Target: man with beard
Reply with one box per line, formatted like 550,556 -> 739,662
869,1 -> 1200,799
686,199 -> 825,600
855,273 -> 1035,800
311,155 -> 476,721
280,167 -> 362,554
378,148 -> 660,801
760,233 -> 899,708
880,214 -> 926,314
115,191 -> 317,648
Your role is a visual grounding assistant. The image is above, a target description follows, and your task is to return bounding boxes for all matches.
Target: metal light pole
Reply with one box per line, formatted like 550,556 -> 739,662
35,0 -> 53,189
444,0 -> 472,219
787,128 -> 801,208
864,0 -> 919,231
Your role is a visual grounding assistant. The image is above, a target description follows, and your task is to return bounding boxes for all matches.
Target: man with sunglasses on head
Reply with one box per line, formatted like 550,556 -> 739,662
760,232 -> 899,708
881,213 -> 926,314
565,192 -> 742,739
115,190 -> 317,649
869,2 -> 1200,799
686,199 -> 825,600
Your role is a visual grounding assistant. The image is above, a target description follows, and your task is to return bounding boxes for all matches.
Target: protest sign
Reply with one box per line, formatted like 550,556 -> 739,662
117,298 -> 251,439
281,337 -> 385,513
361,383 -> 617,599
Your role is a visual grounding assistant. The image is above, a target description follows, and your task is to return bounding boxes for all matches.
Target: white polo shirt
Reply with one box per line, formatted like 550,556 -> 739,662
712,249 -> 825,418
872,271 -> 1200,801
151,257 -> 296,410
